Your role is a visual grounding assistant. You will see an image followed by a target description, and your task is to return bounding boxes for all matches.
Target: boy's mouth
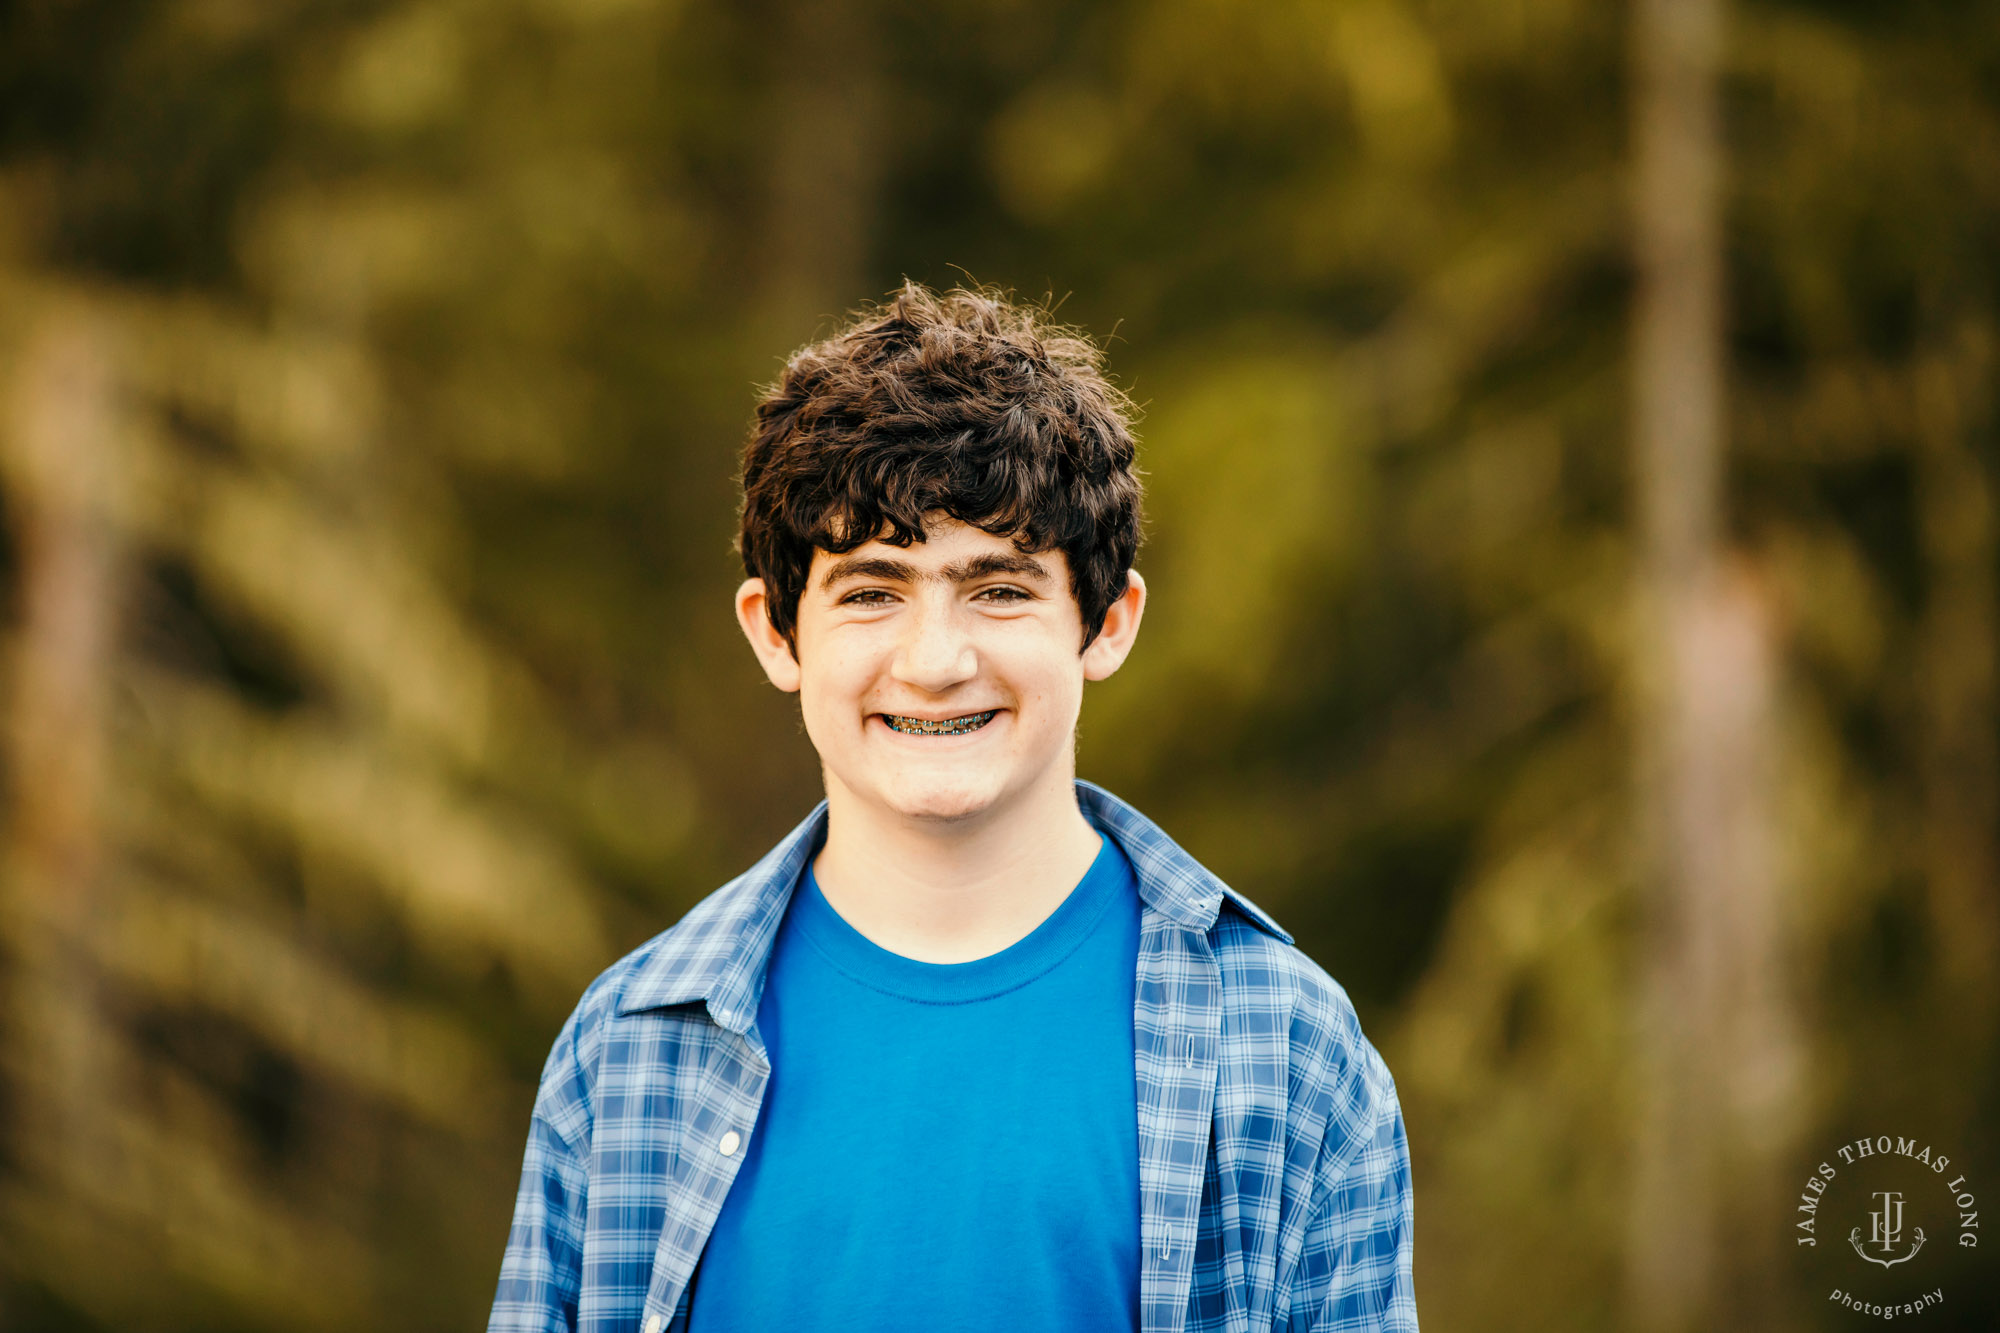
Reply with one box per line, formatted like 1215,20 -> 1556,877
880,709 -> 999,736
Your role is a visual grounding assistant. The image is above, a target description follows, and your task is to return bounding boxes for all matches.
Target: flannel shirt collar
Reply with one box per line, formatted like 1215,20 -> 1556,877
615,779 -> 1291,1030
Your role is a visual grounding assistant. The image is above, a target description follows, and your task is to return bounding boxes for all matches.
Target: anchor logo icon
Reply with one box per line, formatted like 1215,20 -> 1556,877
1849,1190 -> 1926,1269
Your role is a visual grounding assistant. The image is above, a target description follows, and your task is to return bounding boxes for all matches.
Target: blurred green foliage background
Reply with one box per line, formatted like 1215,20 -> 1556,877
0,0 -> 1995,1329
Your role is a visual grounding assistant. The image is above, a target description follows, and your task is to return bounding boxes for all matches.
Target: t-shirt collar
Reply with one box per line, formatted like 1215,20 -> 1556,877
614,779 -> 1292,1030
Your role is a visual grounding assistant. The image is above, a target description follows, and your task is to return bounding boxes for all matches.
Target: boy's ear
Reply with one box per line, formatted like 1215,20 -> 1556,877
1081,569 -> 1147,681
735,577 -> 802,692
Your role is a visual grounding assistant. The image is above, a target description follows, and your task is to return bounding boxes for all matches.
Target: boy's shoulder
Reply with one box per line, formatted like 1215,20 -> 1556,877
1209,901 -> 1362,1031
526,864 -> 778,1146
562,849 -> 793,1041
568,867 -> 764,1020
1202,903 -> 1400,1177
1082,783 -> 1381,1058
1209,905 -> 1393,1087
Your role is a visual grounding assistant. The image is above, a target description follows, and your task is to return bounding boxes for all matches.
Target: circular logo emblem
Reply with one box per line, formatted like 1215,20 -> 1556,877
1794,1134 -> 1978,1319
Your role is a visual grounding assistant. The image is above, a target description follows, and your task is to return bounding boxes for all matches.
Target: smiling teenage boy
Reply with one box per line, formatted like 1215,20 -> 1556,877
489,284 -> 1418,1333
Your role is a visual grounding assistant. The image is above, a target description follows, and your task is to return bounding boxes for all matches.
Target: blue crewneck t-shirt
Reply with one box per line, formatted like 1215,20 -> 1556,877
686,831 -> 1143,1332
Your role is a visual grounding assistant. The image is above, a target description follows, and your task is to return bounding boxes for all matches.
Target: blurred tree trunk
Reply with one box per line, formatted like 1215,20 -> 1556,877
1,303 -> 124,1269
1626,0 -> 1801,1329
1914,325 -> 2000,1025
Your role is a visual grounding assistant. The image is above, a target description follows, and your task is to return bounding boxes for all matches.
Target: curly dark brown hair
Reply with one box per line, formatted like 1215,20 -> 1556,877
737,281 -> 1143,652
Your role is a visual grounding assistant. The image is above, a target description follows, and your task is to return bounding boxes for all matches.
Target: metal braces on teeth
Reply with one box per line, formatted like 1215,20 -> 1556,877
883,710 -> 998,735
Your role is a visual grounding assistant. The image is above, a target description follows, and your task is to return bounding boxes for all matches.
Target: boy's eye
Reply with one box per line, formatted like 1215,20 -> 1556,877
839,585 -> 1031,605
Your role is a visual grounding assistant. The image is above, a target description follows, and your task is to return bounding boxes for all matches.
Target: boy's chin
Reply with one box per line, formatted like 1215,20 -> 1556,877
869,774 -> 1011,825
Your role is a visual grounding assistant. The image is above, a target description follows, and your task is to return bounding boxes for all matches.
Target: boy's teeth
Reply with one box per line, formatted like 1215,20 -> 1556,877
883,709 -> 998,735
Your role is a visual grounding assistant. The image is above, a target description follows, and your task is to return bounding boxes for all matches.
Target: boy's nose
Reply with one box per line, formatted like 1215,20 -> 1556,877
891,600 -> 977,692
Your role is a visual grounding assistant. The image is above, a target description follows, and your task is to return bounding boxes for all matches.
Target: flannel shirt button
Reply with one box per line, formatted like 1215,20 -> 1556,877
718,1130 -> 742,1157
644,1315 -> 664,1333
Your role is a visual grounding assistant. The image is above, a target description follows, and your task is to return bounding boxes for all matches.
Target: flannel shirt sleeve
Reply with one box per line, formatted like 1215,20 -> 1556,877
489,1007 -> 597,1333
1289,1050 -> 1418,1332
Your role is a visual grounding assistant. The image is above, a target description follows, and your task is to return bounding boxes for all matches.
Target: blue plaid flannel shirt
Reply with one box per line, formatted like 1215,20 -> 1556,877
490,781 -> 1418,1333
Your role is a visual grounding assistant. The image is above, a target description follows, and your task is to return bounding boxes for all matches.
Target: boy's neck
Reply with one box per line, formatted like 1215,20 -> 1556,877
809,771 -> 1106,965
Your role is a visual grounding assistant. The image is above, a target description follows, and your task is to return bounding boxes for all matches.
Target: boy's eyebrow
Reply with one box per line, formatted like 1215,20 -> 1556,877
819,550 -> 1055,590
